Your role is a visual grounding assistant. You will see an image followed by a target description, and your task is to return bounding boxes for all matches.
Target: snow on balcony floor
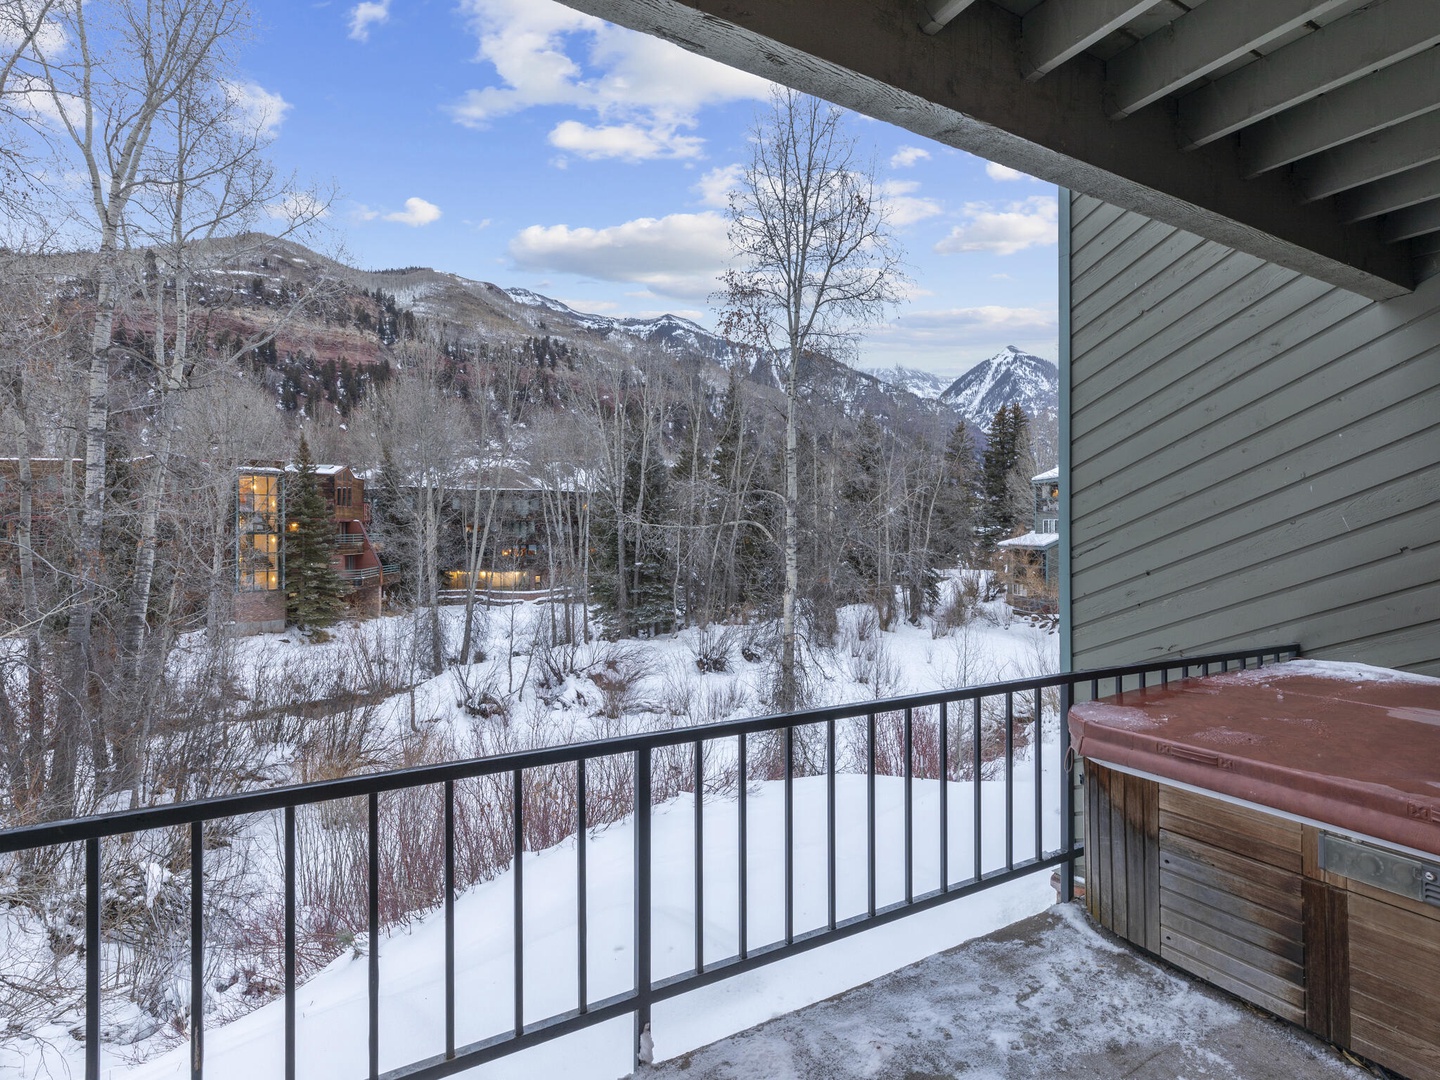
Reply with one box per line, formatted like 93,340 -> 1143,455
633,905 -> 1369,1080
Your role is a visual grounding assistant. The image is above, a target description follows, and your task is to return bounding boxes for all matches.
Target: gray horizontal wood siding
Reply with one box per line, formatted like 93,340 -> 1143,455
1067,193 -> 1440,676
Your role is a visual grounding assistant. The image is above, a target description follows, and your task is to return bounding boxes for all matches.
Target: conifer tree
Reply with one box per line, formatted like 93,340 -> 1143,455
979,404 -> 1031,553
285,435 -> 347,630
934,419 -> 979,563
708,372 -> 772,615
592,429 -> 676,637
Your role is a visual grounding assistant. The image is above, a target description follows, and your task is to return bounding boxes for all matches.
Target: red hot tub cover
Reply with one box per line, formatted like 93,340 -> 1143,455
1068,659 -> 1440,856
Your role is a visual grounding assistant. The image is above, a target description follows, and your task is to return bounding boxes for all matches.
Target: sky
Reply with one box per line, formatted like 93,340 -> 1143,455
237,0 -> 1059,379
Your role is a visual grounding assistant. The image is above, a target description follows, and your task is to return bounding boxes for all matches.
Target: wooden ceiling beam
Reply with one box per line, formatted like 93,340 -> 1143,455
1240,48 -> 1440,176
1020,0 -> 1159,81
1106,0 -> 1352,119
1178,0 -> 1440,148
1296,111 -> 1440,202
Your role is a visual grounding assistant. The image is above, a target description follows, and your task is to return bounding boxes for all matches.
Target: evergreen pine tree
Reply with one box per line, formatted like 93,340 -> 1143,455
284,434 -> 347,630
978,404 -> 1030,553
708,373 -> 773,614
591,424 -> 676,637
839,415 -> 886,590
934,419 -> 979,563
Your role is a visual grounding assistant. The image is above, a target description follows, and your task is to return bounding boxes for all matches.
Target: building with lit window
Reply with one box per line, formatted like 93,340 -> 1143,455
232,463 -> 390,635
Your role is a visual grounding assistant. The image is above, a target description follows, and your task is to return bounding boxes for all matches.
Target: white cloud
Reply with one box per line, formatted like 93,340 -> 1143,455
223,81 -> 291,137
879,179 -> 942,227
861,304 -> 1058,371
348,0 -> 390,42
888,305 -> 1056,338
890,146 -> 931,169
449,0 -> 770,160
507,211 -> 730,300
383,197 -> 443,227
266,192 -> 330,223
985,161 -> 1027,182
548,119 -> 703,162
694,164 -> 742,208
555,297 -> 619,313
935,195 -> 1057,256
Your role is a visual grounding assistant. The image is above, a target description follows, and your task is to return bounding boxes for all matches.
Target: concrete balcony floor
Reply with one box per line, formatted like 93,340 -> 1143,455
635,905 -> 1371,1080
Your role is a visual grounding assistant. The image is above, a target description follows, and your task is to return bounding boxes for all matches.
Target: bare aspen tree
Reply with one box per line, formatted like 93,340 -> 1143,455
0,268 -> 71,813
24,0 -> 254,805
458,357 -> 513,665
0,0 -> 58,228
721,88 -> 905,710
579,353 -> 633,635
113,70 -> 328,800
371,340 -> 469,677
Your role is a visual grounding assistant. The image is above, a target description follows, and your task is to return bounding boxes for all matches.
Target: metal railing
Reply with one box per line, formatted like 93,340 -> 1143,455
0,644 -> 1298,1080
337,562 -> 399,584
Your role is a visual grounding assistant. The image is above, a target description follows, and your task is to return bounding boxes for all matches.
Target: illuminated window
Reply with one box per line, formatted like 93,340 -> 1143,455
237,471 -> 282,590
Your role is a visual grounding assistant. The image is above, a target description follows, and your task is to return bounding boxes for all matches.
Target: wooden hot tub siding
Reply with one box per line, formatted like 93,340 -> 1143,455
1085,762 -> 1440,1080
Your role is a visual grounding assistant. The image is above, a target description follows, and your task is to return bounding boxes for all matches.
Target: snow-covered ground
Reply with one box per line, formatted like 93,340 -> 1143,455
3,584 -> 1060,1079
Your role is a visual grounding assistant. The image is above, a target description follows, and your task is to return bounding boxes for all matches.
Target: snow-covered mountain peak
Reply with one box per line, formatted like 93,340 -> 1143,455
866,365 -> 953,400
939,346 -> 1059,430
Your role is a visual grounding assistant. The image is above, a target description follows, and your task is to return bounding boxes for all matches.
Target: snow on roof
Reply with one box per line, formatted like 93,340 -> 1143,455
998,531 -> 1059,549
1032,466 -> 1059,482
282,463 -> 350,476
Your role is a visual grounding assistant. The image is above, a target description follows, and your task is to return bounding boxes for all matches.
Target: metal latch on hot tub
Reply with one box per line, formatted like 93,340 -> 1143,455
1320,833 -> 1440,907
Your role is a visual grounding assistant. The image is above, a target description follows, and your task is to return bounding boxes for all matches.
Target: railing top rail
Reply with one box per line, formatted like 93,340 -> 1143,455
0,644 -> 1297,854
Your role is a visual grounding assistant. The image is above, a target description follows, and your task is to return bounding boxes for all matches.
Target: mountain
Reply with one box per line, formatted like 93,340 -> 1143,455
867,365 -> 954,400
500,288 -> 732,361
143,236 -> 1040,444
939,346 -> 1059,431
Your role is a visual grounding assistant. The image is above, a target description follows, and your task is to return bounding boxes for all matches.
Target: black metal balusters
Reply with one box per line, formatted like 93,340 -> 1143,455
866,712 -> 876,917
903,708 -> 913,904
444,780 -> 456,1057
191,823 -> 204,1080
972,696 -> 982,884
1,645 -> 1300,1080
826,718 -> 837,931
784,726 -> 794,945
512,770 -> 523,1038
737,734 -> 748,960
634,750 -> 653,1069
694,740 -> 704,974
1058,681 -> 1075,903
576,763 -> 588,1014
284,806 -> 296,1080
1033,688 -> 1044,863
86,836 -> 99,1080
369,793 -> 380,1079
939,702 -> 949,893
1004,692 -> 1015,872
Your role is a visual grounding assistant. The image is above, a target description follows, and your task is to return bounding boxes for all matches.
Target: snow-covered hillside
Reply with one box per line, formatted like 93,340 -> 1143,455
504,287 -> 731,361
939,346 -> 1059,430
867,365 -> 953,400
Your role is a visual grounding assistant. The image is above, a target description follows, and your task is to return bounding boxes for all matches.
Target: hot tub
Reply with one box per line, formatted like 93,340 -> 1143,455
1068,659 -> 1440,1080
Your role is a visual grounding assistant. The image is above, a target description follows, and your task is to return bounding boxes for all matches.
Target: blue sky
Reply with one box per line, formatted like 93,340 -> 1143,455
240,0 -> 1059,378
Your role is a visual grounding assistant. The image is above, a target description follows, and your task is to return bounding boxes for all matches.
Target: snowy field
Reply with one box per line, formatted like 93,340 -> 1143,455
3,584 -> 1061,1079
